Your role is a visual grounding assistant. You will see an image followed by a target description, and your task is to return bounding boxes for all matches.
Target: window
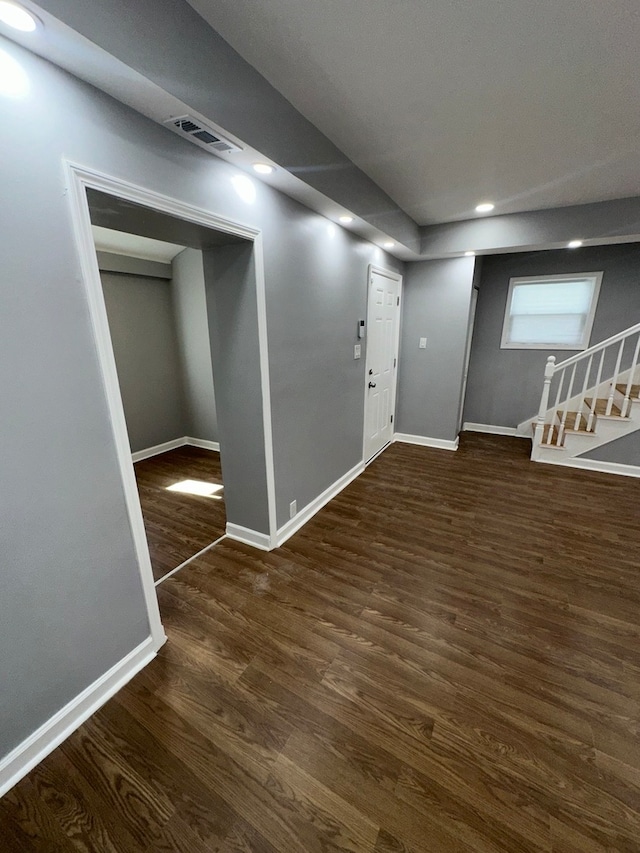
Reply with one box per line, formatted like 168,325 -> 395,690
501,272 -> 602,350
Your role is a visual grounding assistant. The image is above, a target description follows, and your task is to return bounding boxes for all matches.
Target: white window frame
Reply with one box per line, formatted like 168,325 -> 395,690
500,271 -> 603,350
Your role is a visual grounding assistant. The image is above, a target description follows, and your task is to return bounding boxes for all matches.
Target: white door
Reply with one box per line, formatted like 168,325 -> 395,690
363,268 -> 401,462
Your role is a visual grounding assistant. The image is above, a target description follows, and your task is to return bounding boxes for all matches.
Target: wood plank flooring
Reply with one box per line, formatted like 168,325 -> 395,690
134,446 -> 226,581
3,433 -> 640,851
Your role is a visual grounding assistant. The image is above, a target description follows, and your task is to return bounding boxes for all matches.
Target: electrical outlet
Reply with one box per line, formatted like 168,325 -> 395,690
354,344 -> 361,359
289,500 -> 297,518
419,337 -> 427,349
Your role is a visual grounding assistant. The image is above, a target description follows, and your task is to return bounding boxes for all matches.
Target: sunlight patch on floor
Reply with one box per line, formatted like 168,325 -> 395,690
166,479 -> 223,498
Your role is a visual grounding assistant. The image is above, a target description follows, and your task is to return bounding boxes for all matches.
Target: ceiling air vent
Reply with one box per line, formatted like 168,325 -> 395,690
163,115 -> 242,154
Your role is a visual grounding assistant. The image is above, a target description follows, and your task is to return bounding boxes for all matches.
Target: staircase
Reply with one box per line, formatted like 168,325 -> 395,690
519,322 -> 640,463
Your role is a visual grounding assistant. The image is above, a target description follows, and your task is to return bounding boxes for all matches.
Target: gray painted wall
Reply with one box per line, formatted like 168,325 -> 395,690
396,257 -> 476,441
0,36 -> 399,758
172,249 -> 218,443
204,244 -> 269,533
260,196 -> 401,526
101,272 -> 187,452
0,43 -> 154,758
463,244 -> 640,429
578,429 -> 640,465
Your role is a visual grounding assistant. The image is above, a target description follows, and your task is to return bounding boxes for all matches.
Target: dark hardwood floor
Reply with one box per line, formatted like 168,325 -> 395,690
134,446 -> 226,581
3,433 -> 640,851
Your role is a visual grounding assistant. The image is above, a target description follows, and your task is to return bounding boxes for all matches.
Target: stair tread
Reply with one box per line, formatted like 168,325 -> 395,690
555,410 -> 592,432
585,397 -> 628,418
615,383 -> 640,399
537,423 -> 565,447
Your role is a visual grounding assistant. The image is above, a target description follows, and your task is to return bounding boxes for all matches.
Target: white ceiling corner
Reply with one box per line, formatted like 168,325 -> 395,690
91,226 -> 186,263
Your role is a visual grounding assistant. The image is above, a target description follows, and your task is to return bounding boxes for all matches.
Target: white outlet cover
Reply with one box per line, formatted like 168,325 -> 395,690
419,337 -> 427,349
354,344 -> 362,359
289,500 -> 297,518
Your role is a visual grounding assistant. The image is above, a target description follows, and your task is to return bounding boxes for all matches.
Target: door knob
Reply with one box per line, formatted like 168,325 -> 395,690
368,382 -> 377,389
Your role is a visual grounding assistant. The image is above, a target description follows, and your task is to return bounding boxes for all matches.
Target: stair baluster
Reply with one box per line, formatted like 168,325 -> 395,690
535,356 -> 556,448
559,364 -> 577,444
621,333 -> 640,417
575,354 -> 593,431
587,350 -> 606,432
548,367 -> 566,446
606,339 -> 625,416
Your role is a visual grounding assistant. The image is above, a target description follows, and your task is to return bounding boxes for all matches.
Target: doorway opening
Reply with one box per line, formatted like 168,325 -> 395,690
88,190 -> 242,583
67,164 -> 277,641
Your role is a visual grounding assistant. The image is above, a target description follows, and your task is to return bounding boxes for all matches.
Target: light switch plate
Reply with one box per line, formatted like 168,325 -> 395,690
419,337 -> 427,349
354,344 -> 362,359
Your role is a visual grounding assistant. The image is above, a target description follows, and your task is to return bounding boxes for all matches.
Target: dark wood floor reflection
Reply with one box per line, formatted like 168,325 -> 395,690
134,445 -> 226,581
3,433 -> 640,851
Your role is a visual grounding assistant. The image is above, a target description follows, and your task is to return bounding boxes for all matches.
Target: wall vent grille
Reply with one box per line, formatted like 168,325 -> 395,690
163,115 -> 242,154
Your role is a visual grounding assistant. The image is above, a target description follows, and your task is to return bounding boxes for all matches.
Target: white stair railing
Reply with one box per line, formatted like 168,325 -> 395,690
533,322 -> 640,449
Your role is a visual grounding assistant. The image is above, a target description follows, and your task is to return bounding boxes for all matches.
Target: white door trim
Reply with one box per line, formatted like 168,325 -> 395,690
64,162 -> 278,649
362,264 -> 403,464
458,285 -> 478,432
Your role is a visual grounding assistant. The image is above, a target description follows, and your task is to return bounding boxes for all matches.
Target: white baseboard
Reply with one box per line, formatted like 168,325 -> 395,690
132,436 -> 220,462
0,635 -> 160,798
185,437 -> 220,452
228,460 -> 366,551
538,456 -> 640,479
394,433 -> 459,451
131,437 -> 187,462
276,461 -> 365,548
462,422 -> 520,437
226,523 -> 273,551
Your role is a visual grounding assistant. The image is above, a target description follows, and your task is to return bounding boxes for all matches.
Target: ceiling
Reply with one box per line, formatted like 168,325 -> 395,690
187,0 -> 640,226
91,225 -> 185,263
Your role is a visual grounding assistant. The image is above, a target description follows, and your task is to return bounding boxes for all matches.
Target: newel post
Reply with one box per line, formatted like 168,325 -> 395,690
533,356 -> 556,448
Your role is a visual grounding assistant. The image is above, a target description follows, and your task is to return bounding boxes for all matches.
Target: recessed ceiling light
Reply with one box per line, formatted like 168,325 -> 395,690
464,251 -> 476,257
475,202 -> 495,213
567,239 -> 583,249
0,1 -> 38,31
252,163 -> 274,175
383,241 -> 395,249
339,215 -> 354,224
